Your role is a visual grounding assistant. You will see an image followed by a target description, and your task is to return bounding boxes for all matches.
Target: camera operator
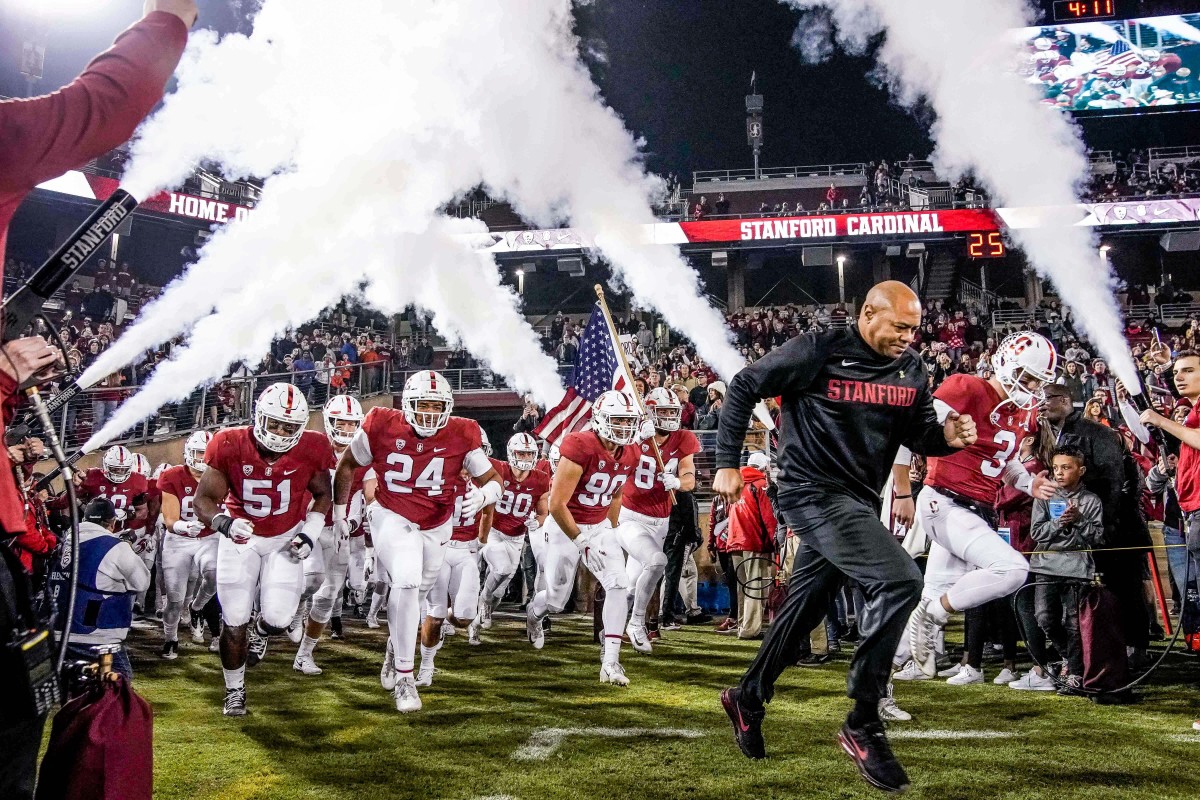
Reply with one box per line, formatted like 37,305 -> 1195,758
0,4 -> 194,798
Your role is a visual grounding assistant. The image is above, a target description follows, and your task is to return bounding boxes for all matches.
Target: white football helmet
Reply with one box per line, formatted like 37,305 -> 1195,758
591,390 -> 641,446
184,430 -> 212,473
645,386 -> 681,432
548,443 -> 562,473
323,395 -> 364,447
993,332 -> 1058,410
101,445 -> 135,484
507,433 -> 539,472
253,382 -> 309,453
402,370 -> 453,436
133,453 -> 150,478
480,427 -> 492,457
152,463 -> 172,481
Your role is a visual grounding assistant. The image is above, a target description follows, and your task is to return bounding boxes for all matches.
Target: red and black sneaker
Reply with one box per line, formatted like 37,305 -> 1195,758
720,687 -> 766,759
838,721 -> 910,794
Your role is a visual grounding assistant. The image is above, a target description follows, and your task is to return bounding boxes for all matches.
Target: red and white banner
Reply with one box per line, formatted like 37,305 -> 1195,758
676,209 -> 1000,243
36,172 -> 253,225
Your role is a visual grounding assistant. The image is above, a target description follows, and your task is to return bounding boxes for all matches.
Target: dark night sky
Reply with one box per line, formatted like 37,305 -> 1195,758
3,0 -> 1199,186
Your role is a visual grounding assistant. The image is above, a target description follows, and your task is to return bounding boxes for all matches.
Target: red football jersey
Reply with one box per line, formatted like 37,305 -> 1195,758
157,465 -> 215,537
205,427 -> 333,538
350,408 -> 485,529
449,484 -> 484,542
489,457 -> 551,536
78,469 -> 151,533
621,429 -> 701,519
1177,405 -> 1200,513
925,374 -> 1036,505
558,430 -> 638,525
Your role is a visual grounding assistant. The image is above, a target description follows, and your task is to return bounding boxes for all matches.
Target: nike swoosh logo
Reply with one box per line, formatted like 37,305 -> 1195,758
283,469 -> 297,476
736,707 -> 751,733
433,447 -> 448,453
1153,207 -> 1168,215
841,360 -> 862,368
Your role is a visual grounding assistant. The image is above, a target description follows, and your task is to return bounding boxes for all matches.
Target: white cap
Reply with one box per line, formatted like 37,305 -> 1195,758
747,452 -> 770,472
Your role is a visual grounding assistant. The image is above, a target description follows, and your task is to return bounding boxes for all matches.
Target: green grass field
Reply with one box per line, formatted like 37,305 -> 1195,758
93,612 -> 1200,800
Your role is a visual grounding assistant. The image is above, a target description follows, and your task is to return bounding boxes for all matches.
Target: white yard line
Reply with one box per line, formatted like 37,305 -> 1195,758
889,730 -> 1015,740
512,727 -> 704,761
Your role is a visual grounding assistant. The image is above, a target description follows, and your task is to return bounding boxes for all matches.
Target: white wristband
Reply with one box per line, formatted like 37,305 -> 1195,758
302,511 -> 326,539
479,480 -> 502,507
171,520 -> 194,536
332,504 -> 348,523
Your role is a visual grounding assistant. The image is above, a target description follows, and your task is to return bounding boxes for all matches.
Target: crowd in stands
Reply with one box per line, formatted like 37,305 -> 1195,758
1083,149 -> 1200,202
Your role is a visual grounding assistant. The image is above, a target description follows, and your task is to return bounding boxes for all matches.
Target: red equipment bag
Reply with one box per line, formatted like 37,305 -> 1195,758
1078,583 -> 1131,693
36,674 -> 153,800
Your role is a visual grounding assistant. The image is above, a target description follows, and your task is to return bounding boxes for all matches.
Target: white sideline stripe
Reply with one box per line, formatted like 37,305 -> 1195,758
471,795 -> 518,800
1166,734 -> 1200,743
512,727 -> 704,761
890,730 -> 1014,740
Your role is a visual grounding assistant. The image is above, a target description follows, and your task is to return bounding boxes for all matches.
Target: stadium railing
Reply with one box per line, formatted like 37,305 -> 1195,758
1148,145 -> 1200,171
390,365 -> 577,394
50,361 -> 392,453
690,430 -> 773,505
692,163 -> 867,185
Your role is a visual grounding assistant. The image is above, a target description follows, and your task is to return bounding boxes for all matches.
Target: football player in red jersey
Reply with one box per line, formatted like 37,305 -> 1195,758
195,383 -> 335,717
157,431 -> 217,660
131,452 -> 164,615
526,390 -> 640,686
292,395 -> 368,676
467,432 -> 551,645
618,387 -> 699,652
334,370 -> 502,713
904,333 -> 1059,680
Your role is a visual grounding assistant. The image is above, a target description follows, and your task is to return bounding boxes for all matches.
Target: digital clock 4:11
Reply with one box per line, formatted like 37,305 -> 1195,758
1053,0 -> 1117,22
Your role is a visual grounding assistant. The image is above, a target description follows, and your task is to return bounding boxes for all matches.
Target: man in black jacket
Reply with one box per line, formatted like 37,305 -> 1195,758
714,281 -> 976,794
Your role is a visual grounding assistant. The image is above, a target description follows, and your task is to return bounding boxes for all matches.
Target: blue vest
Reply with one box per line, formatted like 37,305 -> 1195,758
49,534 -> 134,637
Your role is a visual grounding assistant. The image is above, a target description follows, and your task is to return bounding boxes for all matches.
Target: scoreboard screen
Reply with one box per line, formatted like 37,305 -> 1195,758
967,232 -> 1006,259
1052,1 -> 1117,22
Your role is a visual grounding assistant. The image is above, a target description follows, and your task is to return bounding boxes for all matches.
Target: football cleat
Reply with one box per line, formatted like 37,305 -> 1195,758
394,675 -> 422,713
626,622 -> 653,654
415,666 -> 435,688
247,627 -> 268,667
441,619 -> 456,638
160,641 -> 179,660
286,612 -> 304,645
908,599 -> 943,678
189,615 -> 206,644
892,660 -> 931,682
600,661 -> 630,686
526,607 -> 545,650
293,654 -> 322,676
209,637 -> 221,652
721,686 -> 766,760
467,619 -> 482,646
380,639 -> 398,691
947,665 -> 984,686
330,616 -> 343,639
479,602 -> 494,630
223,687 -> 247,717
838,721 -> 911,794
365,613 -> 380,629
878,683 -> 911,723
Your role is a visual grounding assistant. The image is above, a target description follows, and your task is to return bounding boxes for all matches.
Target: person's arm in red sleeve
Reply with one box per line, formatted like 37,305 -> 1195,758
0,10 -> 190,193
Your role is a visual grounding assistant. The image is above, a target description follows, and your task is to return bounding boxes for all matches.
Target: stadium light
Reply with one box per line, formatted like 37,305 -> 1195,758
836,255 -> 847,304
1099,244 -> 1112,266
516,268 -> 525,295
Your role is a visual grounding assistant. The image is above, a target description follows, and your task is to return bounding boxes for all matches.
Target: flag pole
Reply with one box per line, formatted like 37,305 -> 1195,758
593,285 -> 675,506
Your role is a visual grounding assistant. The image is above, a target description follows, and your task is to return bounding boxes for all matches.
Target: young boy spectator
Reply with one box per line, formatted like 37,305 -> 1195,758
1029,446 -> 1104,695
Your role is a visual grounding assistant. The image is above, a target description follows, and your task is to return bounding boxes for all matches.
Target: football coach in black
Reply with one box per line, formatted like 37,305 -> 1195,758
714,281 -> 976,794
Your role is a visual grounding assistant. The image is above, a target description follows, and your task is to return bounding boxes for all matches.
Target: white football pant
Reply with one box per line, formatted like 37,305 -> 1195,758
161,533 -> 218,641
616,508 -> 669,626
478,532 -> 526,613
370,505 -> 452,674
216,524 -> 306,631
426,541 -> 481,620
310,527 -> 350,625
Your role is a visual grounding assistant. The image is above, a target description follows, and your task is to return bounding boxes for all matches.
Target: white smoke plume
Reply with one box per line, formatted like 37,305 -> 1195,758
83,0 -> 742,451
784,0 -> 1142,390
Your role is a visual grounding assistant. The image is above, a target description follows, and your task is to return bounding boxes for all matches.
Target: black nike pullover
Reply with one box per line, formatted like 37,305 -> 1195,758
716,324 -> 957,513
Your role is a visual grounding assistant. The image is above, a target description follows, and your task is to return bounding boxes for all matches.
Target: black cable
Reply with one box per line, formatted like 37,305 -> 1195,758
1010,553 -> 1189,698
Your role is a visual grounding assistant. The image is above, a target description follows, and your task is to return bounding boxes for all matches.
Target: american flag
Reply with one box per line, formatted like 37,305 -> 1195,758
534,303 -> 629,447
1096,39 -> 1145,73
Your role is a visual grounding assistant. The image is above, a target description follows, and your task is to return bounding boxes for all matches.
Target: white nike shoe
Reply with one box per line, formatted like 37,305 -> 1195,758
946,665 -> 984,686
1009,670 -> 1056,691
908,598 -> 943,678
600,661 -> 630,686
892,660 -> 931,681
286,611 -> 304,644
209,637 -> 221,652
937,663 -> 963,678
415,666 -> 435,687
293,654 -> 323,676
526,607 -> 545,650
380,639 -> 398,691
365,613 -> 380,629
394,676 -> 422,713
189,614 -> 206,644
467,619 -> 482,646
479,601 -> 493,630
993,668 -> 1021,685
878,683 -> 911,722
626,621 -> 653,654
441,619 -> 456,638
